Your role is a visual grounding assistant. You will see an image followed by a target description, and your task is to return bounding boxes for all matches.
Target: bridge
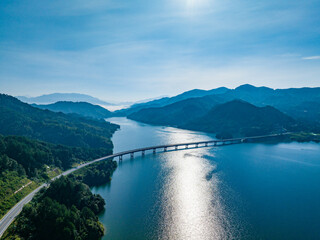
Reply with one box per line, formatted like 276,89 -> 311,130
0,133 -> 286,237
87,133 -> 285,162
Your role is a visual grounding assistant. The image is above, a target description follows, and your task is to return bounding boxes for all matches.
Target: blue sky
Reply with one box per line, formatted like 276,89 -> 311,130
0,0 -> 320,101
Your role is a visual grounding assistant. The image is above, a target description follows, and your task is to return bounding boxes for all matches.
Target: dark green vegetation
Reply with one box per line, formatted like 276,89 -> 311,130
73,160 -> 117,187
129,100 -> 298,139
2,176 -> 106,240
0,94 -> 118,149
287,132 -> 320,143
127,85 -> 320,139
182,100 -> 297,138
0,135 -> 111,219
0,94 -> 119,221
33,101 -> 112,120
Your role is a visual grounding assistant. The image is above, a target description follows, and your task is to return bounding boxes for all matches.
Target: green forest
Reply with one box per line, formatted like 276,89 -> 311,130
0,94 -> 118,149
2,176 -> 106,240
73,160 -> 117,187
0,135 -> 113,219
0,94 -> 119,221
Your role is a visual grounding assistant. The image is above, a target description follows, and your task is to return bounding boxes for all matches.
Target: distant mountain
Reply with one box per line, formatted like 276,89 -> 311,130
116,87 -> 229,116
128,95 -> 222,126
122,84 -> 320,124
17,93 -> 114,106
182,100 -> 297,138
134,95 -> 170,104
33,101 -> 112,119
0,94 -> 118,149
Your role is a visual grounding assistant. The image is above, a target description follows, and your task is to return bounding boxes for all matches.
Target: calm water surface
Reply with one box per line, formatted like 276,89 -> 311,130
91,117 -> 320,240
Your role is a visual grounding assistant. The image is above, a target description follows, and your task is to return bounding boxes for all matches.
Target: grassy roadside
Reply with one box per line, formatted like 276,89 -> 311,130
0,167 -> 62,220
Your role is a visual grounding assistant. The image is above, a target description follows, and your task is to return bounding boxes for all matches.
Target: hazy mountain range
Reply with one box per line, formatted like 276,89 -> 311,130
122,84 -> 320,123
6,84 -> 320,139
33,101 -> 112,120
17,93 -> 115,106
125,84 -> 320,138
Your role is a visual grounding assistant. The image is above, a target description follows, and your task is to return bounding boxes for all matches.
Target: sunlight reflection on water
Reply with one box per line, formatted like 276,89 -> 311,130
158,150 -> 232,240
103,118 -> 238,239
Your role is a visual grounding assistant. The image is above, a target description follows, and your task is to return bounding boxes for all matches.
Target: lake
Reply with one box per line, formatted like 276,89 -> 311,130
92,117 -> 320,240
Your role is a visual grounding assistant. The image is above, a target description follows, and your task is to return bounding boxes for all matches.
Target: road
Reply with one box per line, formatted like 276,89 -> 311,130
0,133 -> 286,237
0,184 -> 45,238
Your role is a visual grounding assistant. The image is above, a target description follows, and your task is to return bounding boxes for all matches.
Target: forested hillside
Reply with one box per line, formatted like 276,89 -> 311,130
0,94 -> 119,221
122,85 -> 320,125
0,94 -> 118,149
2,176 -> 107,240
182,100 -> 297,138
0,135 -> 112,219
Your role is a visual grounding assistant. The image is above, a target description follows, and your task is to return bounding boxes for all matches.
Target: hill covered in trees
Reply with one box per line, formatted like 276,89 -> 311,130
122,85 -> 320,125
0,94 -> 118,149
129,99 -> 298,139
0,94 -> 119,220
128,95 -> 222,126
0,135 -> 111,219
33,101 -> 112,120
2,176 -> 106,240
182,100 -> 297,138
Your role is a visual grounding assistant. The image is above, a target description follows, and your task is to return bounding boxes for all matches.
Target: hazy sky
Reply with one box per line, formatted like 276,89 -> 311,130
0,0 -> 320,101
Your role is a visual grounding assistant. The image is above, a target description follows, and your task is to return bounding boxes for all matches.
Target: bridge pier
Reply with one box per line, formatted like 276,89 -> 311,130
196,143 -> 199,148
205,142 -> 208,147
142,150 -> 145,157
186,144 -> 188,149
153,148 -> 156,154
164,147 -> 167,152
130,152 -> 134,159
175,146 -> 178,150
119,155 -> 123,161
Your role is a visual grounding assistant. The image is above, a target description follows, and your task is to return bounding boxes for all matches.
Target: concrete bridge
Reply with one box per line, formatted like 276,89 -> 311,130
82,133 -> 286,164
0,133 -> 286,237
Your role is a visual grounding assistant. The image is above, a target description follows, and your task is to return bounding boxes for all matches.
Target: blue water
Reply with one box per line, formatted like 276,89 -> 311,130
92,117 -> 320,240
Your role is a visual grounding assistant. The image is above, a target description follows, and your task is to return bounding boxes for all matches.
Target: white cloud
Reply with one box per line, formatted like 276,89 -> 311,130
302,56 -> 320,60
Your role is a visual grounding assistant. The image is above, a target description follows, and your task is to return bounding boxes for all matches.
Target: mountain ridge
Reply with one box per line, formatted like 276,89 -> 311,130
33,101 -> 112,119
17,93 -> 114,106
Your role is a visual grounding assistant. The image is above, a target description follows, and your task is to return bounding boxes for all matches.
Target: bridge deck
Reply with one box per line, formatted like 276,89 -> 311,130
84,133 -> 285,164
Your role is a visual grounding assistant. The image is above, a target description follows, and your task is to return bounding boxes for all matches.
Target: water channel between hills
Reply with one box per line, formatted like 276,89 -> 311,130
91,117 -> 320,240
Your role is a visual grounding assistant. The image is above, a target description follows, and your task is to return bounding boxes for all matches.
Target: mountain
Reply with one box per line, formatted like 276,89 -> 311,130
122,84 -> 320,124
128,95 -> 222,126
0,94 -> 118,149
17,93 -> 114,106
115,87 -> 229,116
33,101 -> 112,119
182,100 -> 297,138
220,85 -> 320,122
